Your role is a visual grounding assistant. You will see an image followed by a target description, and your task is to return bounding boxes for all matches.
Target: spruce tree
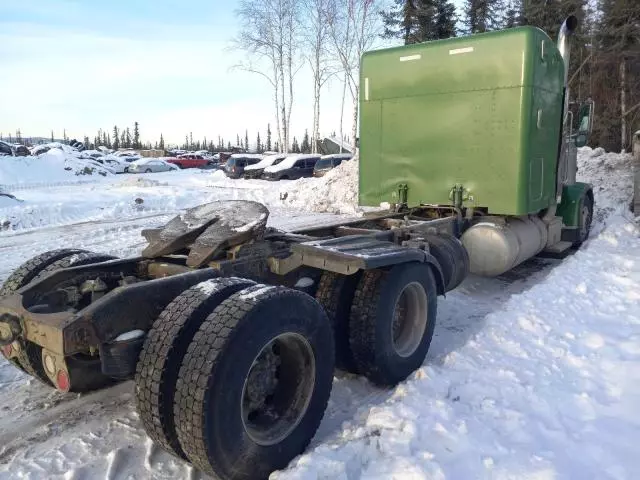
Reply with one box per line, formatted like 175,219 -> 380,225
291,137 -> 300,153
50,130 -> 54,142
159,133 -> 165,150
227,141 -> 232,150
266,124 -> 272,151
463,0 -> 505,34
84,136 -> 90,149
113,126 -> 120,150
301,129 -> 311,153
125,128 -> 132,148
133,122 -> 140,149
244,130 -> 249,151
381,0 -> 457,44
236,134 -> 241,147
503,0 -> 524,28
257,132 -> 262,153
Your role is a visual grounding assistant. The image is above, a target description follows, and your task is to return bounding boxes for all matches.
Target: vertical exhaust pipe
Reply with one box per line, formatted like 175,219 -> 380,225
558,15 -> 578,89
554,15 -> 579,194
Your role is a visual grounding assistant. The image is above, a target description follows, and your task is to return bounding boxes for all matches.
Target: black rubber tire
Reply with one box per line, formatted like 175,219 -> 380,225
3,249 -> 117,392
0,249 -> 115,384
135,277 -> 255,460
174,285 -> 334,480
574,193 -> 594,247
349,262 -> 438,386
145,168 -> 152,173
314,271 -> 361,373
425,233 -> 469,292
0,248 -> 88,297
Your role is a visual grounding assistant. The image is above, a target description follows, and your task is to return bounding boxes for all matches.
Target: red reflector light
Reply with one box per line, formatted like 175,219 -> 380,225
56,370 -> 70,392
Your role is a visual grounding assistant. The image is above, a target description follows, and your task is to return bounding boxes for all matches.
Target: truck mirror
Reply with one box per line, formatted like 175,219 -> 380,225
575,133 -> 588,147
575,100 -> 594,147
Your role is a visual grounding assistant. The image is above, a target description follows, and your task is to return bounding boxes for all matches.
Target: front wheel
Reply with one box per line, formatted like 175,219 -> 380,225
174,285 -> 334,480
574,194 -> 594,247
145,168 -> 152,173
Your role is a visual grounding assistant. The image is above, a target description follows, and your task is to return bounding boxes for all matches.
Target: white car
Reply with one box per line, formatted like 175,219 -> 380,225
114,150 -> 142,162
95,157 -> 129,174
128,158 -> 178,173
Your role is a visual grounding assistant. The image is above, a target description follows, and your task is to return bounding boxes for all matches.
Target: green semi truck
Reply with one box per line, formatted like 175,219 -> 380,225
359,15 -> 594,276
0,17 -> 593,480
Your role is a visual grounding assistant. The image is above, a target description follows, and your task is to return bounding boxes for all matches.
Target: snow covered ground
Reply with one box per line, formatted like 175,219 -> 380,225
0,147 -> 638,480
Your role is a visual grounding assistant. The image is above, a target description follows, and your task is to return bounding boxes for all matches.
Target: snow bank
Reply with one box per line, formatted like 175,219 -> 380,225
0,148 -> 112,189
277,156 -> 360,215
577,146 -> 634,231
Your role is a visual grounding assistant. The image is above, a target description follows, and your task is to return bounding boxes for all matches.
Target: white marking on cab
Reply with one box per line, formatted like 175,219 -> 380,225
449,47 -> 474,55
364,77 -> 369,101
399,54 -> 421,62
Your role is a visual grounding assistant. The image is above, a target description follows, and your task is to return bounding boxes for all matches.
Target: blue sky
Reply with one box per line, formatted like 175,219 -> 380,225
0,0 -> 463,147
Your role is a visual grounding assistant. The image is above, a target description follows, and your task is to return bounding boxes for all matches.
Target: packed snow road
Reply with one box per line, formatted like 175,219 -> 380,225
0,147 -> 639,479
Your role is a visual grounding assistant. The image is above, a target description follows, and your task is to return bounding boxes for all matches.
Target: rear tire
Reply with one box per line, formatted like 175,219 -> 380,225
174,285 -> 334,480
349,263 -> 438,386
314,271 -> 361,373
1,249 -> 116,387
135,277 -> 255,460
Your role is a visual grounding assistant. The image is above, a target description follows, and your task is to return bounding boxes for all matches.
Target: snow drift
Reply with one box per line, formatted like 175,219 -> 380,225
0,148 -> 113,189
277,156 -> 360,215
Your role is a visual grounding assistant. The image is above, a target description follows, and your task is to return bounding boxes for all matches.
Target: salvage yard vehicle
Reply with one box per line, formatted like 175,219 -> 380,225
0,17 -> 594,480
313,153 -> 354,177
243,153 -> 287,179
223,153 -> 264,178
262,153 -> 321,180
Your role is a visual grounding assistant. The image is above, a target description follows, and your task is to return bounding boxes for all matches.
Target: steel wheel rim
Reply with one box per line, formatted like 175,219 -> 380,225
240,332 -> 316,446
580,204 -> 591,239
391,282 -> 428,358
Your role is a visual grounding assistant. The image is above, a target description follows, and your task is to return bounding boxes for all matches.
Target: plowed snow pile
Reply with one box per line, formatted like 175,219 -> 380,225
0,148 -> 112,189
278,156 -> 361,214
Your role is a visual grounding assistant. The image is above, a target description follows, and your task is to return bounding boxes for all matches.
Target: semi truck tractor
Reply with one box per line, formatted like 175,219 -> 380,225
0,17 -> 593,480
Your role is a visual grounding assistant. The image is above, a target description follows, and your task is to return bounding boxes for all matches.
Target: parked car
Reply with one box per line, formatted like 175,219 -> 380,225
114,150 -> 142,162
166,154 -> 212,169
223,154 -> 264,178
262,154 -> 321,181
95,157 -> 129,174
128,158 -> 178,173
0,141 -> 29,156
313,153 -> 353,177
243,154 -> 287,179
0,141 -> 13,156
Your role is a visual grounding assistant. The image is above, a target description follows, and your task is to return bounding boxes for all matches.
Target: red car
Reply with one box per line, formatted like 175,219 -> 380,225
166,154 -> 212,169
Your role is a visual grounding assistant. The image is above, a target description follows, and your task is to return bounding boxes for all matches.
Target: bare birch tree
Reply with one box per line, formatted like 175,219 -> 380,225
233,0 -> 301,152
302,0 -> 336,152
325,0 -> 382,151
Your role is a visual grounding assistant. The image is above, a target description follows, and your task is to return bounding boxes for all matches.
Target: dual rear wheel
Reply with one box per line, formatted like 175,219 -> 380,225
135,279 -> 334,480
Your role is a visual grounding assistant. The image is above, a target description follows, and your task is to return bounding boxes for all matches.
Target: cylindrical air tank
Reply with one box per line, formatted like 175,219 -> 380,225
460,216 -> 548,277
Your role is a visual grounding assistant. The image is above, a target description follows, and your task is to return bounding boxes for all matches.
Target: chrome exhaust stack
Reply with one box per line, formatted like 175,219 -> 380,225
556,15 -> 579,189
558,15 -> 578,88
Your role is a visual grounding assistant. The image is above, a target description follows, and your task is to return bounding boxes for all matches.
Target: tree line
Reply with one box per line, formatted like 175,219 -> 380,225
74,122 -> 314,154
380,0 -> 640,152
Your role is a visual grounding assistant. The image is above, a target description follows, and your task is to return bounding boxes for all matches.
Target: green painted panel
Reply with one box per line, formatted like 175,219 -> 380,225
557,182 -> 592,226
359,26 -> 565,215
